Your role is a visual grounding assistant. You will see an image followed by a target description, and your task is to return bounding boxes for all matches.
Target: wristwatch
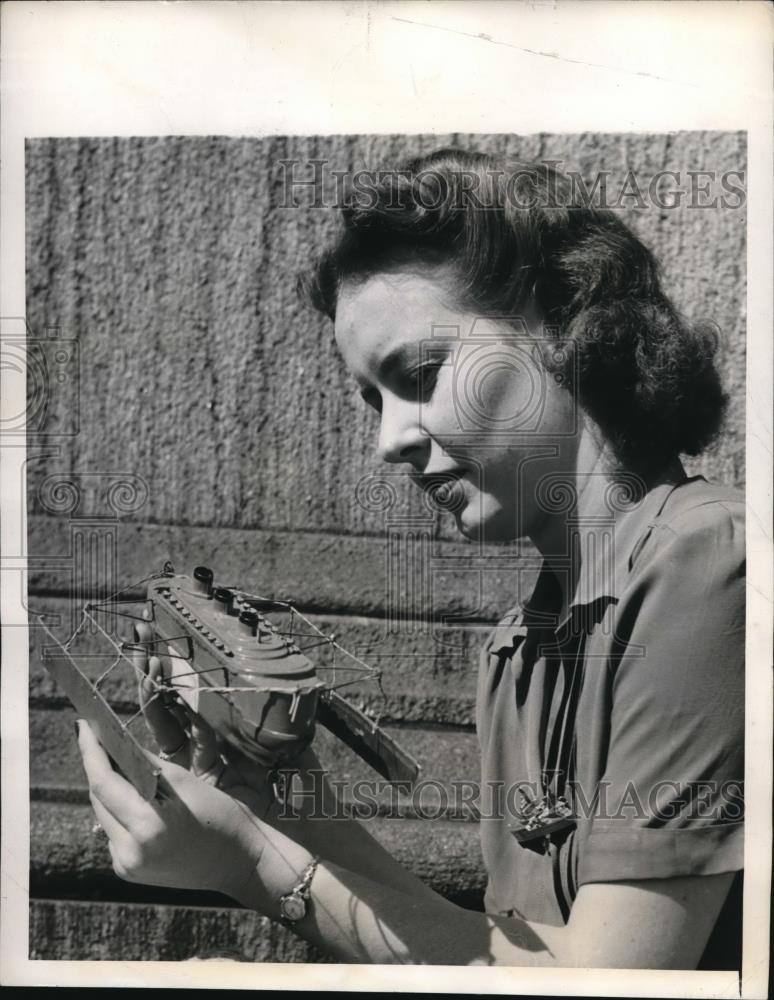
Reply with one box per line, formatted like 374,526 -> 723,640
279,856 -> 320,924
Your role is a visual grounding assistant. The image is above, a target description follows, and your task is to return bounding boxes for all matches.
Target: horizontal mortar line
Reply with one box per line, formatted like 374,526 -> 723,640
372,717 -> 476,733
29,891 -> 250,913
26,513 -> 533,554
25,514 -> 436,545
25,588 -> 502,628
30,784 -> 482,823
28,697 -> 477,731
29,695 -> 146,714
29,884 -> 486,912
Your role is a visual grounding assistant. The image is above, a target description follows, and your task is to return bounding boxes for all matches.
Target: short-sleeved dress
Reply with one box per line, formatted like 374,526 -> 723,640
476,465 -> 745,969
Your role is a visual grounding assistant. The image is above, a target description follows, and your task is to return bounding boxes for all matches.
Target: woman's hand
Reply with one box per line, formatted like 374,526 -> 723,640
137,653 -> 278,820
77,718 -> 265,902
75,653 -> 284,907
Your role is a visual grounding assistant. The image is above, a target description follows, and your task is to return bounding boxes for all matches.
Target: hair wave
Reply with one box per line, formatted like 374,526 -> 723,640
300,148 -> 727,475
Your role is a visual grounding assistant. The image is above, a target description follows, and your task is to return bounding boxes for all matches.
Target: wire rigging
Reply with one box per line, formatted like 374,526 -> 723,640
60,570 -> 389,729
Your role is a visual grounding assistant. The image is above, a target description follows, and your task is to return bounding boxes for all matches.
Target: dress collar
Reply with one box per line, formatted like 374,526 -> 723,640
489,460 -> 692,651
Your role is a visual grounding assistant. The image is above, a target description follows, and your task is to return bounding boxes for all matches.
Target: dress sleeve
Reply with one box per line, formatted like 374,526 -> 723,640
577,500 -> 745,886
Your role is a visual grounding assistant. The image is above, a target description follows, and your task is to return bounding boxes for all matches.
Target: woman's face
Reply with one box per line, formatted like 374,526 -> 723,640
334,270 -> 580,543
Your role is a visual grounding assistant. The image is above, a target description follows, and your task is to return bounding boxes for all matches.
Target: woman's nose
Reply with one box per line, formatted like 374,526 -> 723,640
376,398 -> 428,465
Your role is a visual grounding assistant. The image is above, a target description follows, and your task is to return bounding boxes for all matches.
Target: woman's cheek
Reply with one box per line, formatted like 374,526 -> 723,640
455,358 -> 527,439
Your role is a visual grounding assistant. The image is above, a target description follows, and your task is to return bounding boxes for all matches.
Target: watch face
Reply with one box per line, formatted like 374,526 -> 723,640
280,893 -> 306,922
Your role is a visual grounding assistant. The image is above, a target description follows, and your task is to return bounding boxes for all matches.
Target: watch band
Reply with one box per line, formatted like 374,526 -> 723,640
278,855 -> 321,924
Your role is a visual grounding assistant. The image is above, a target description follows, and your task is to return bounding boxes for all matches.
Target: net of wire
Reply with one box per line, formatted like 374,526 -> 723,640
60,565 -> 389,738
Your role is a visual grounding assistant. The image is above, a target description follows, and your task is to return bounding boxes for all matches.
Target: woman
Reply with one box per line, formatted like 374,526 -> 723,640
77,149 -> 744,968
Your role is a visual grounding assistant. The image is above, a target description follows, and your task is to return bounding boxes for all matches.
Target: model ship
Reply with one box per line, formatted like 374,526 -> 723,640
40,564 -> 421,801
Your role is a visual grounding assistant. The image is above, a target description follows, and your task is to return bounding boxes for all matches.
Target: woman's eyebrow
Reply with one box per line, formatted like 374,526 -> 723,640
378,340 -> 454,382
357,341 -> 452,394
377,343 -> 420,381
346,344 -> 417,391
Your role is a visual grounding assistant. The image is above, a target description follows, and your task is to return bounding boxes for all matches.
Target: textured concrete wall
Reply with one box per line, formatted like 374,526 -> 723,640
26,133 -> 746,531
25,133 -> 746,961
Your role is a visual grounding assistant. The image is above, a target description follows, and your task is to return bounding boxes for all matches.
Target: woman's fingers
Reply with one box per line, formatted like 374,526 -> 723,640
90,793 -> 129,841
140,656 -> 190,763
133,629 -> 189,761
76,720 -> 147,828
184,710 -> 270,808
89,796 -> 148,883
188,712 -> 221,779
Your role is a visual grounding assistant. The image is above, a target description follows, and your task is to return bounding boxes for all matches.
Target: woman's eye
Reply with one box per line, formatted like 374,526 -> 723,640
405,361 -> 442,398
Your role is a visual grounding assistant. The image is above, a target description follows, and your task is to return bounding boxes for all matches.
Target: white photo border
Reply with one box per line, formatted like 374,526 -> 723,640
1,2 -> 771,995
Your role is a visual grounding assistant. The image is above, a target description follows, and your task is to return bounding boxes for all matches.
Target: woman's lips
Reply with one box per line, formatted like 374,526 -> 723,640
409,470 -> 468,511
409,468 -> 463,488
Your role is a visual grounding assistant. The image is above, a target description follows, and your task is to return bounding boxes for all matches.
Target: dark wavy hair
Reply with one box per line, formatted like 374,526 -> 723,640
301,148 -> 727,476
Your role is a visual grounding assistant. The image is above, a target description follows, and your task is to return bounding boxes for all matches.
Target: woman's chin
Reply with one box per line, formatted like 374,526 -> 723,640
454,501 -> 520,543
